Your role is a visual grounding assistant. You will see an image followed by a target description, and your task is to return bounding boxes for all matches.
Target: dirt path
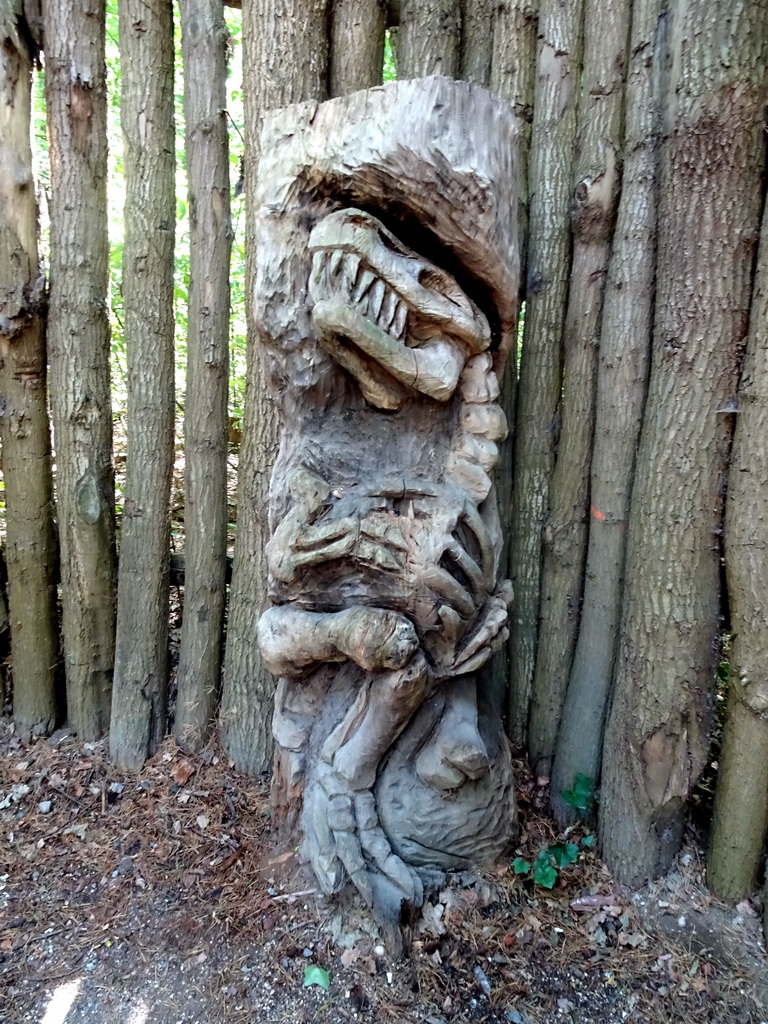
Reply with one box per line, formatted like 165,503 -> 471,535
2,723 -> 766,1024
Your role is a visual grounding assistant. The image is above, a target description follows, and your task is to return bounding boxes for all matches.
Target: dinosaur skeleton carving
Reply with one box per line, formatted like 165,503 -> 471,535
253,78 -> 519,943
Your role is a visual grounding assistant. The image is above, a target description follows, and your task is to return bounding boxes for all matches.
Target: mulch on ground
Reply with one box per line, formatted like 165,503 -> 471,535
1,720 -> 766,1024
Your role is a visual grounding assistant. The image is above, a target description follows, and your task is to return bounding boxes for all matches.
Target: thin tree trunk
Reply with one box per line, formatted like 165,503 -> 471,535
506,0 -> 583,745
551,0 -> 665,823
398,0 -> 461,78
600,0 -> 768,886
330,0 -> 385,96
0,549 -> 10,709
220,0 -> 329,776
487,1 -> 538,720
109,0 -> 175,769
174,0 -> 232,752
460,0 -> 492,85
708,198 -> 768,901
490,0 -> 538,260
0,0 -> 59,738
528,0 -> 629,775
44,0 -> 116,740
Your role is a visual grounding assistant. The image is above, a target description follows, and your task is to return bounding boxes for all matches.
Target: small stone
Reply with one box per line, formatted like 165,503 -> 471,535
506,1010 -> 524,1024
109,782 -> 124,795
38,801 -> 52,814
373,944 -> 385,956
117,856 -> 133,875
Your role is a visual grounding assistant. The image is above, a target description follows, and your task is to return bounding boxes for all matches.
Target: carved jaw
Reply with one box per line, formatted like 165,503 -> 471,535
308,208 -> 491,410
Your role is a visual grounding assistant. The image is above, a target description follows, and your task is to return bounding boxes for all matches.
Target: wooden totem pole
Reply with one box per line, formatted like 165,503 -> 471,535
254,77 -> 519,935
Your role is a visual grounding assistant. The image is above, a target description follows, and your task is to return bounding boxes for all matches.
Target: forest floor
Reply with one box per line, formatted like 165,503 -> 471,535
1,721 -> 767,1024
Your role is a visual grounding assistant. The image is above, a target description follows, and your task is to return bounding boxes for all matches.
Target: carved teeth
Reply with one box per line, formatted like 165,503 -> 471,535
380,289 -> 398,330
370,278 -> 386,320
329,249 -> 344,278
314,248 -> 409,341
354,268 -> 375,302
393,301 -> 407,338
342,253 -> 361,291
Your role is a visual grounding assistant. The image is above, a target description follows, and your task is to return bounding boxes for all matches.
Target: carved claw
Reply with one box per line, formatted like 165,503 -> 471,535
436,583 -> 512,677
308,767 -> 422,911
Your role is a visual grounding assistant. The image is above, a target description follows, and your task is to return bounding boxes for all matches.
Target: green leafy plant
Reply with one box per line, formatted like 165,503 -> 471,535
561,773 -> 596,816
303,965 -> 331,990
512,834 -> 593,889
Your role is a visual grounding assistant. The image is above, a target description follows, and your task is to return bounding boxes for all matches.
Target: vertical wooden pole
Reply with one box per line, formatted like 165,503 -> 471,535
600,0 -> 768,885
330,0 -> 386,96
528,0 -> 630,775
460,0 -> 493,85
506,0 -> 583,745
0,1 -> 59,738
44,0 -> 116,739
173,0 -> 232,751
398,0 -> 461,78
110,0 -> 176,768
551,0 -> 665,823
708,192 -> 768,900
220,0 -> 329,775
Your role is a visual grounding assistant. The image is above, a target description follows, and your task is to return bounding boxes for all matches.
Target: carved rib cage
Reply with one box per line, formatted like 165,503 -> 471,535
254,78 -> 520,939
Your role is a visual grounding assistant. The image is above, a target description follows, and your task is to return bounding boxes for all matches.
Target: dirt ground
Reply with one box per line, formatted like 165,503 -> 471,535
1,720 -> 767,1024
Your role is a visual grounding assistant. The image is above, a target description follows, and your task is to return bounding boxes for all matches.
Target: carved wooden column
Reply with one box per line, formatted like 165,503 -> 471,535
253,77 -> 519,937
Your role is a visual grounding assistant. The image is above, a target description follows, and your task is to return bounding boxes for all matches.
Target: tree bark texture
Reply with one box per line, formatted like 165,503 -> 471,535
506,0 -> 583,745
330,0 -> 386,97
528,0 -> 629,775
220,0 -> 329,775
256,76 -> 519,945
600,0 -> 768,886
490,0 -> 538,259
109,0 -> 175,769
551,0 -> 666,823
0,548 -> 10,709
43,0 -> 116,740
0,0 -> 59,738
174,0 -> 232,752
488,1 -> 538,670
459,0 -> 492,86
707,196 -> 768,901
398,0 -> 460,79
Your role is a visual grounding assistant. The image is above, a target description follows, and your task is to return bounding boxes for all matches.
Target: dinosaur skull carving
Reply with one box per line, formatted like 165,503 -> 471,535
309,208 -> 491,409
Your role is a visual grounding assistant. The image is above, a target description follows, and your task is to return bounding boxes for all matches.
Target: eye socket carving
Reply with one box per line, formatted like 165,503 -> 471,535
418,266 -> 472,316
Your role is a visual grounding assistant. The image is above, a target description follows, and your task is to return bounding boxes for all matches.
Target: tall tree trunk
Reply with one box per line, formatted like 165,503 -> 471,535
707,196 -> 768,901
488,0 -> 538,720
174,0 -> 232,752
0,0 -> 59,739
330,0 -> 385,96
506,0 -> 583,745
109,0 -> 175,769
551,0 -> 665,823
398,0 -> 460,78
459,0 -> 492,85
528,0 -> 629,775
490,0 -> 538,260
0,548 -> 10,709
600,0 -> 768,885
43,0 -> 116,739
220,0 -> 329,775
